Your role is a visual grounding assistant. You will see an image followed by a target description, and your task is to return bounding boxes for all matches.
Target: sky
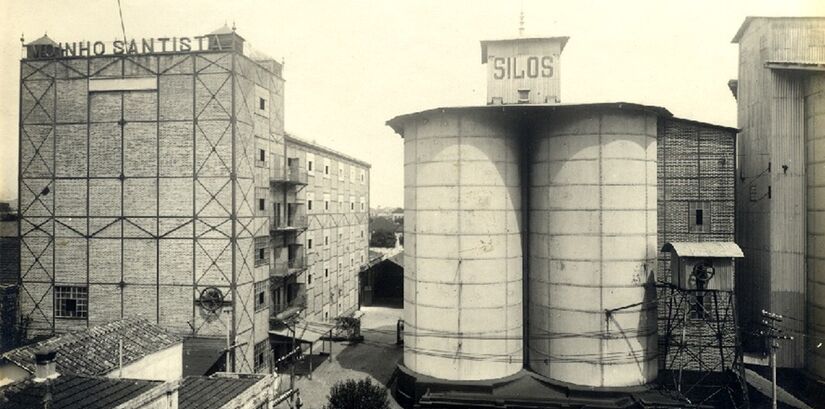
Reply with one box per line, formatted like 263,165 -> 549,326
0,0 -> 822,208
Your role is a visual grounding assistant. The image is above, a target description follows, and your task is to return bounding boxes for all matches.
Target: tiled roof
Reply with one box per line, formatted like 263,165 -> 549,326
2,317 -> 181,376
178,376 -> 260,409
0,374 -> 161,409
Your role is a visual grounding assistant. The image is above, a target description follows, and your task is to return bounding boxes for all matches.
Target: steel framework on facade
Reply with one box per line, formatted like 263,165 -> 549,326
659,285 -> 749,408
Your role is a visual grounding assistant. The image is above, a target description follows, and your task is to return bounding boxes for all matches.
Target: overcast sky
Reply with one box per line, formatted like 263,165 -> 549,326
0,0 -> 822,208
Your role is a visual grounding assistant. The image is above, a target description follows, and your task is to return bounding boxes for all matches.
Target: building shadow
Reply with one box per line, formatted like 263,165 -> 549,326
335,324 -> 403,386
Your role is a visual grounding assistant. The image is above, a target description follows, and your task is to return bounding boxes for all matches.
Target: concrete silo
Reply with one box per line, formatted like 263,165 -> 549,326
527,108 -> 659,387
392,108 -> 524,381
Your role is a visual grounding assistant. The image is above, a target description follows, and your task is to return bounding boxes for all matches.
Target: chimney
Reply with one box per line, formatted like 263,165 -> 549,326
33,348 -> 59,382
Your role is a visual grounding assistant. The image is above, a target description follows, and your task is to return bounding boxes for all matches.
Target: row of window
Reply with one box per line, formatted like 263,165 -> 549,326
53,283 -> 272,319
307,229 -> 365,250
307,193 -> 366,213
306,253 -> 365,286
306,153 -> 366,183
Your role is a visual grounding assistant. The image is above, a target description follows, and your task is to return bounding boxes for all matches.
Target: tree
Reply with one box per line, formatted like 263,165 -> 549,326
369,230 -> 396,248
323,378 -> 390,409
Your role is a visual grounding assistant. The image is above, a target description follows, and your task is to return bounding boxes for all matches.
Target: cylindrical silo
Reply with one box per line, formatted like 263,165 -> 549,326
528,108 -> 658,387
805,75 -> 825,378
398,109 -> 523,381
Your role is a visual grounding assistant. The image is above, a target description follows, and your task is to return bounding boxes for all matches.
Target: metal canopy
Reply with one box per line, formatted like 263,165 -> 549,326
269,320 -> 332,345
661,242 -> 744,258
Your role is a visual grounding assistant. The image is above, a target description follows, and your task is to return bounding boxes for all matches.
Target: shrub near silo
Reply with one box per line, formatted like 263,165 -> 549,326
323,378 -> 390,409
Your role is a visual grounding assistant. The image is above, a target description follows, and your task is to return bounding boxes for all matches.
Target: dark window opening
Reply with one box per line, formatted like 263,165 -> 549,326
259,149 -> 266,162
259,97 -> 266,110
695,209 -> 704,226
308,200 -> 313,211
259,248 -> 265,260
308,161 -> 313,171
55,286 -> 88,319
258,199 -> 265,211
325,268 -> 329,278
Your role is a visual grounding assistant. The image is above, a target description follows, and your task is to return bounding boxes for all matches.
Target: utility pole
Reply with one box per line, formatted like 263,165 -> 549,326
760,309 -> 793,409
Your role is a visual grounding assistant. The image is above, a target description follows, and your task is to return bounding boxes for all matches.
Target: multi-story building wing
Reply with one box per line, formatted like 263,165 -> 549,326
275,135 -> 370,323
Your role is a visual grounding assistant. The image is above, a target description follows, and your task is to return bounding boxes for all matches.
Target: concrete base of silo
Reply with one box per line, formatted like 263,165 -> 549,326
392,364 -> 687,408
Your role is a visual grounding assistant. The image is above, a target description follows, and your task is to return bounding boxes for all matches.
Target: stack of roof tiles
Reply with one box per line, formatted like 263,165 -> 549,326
1,375 -> 161,409
2,316 -> 180,376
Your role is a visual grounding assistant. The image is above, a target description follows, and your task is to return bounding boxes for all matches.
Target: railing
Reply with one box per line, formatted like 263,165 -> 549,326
270,161 -> 307,185
288,251 -> 306,272
271,261 -> 289,278
270,215 -> 308,231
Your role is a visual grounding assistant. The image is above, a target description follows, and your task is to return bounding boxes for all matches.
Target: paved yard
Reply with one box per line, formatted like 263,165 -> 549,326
280,306 -> 404,408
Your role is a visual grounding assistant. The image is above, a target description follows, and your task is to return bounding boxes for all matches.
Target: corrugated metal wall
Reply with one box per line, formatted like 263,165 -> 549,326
735,18 -> 825,368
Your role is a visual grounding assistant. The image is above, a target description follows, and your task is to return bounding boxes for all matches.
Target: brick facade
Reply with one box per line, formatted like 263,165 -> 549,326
657,118 -> 738,372
17,31 -> 284,374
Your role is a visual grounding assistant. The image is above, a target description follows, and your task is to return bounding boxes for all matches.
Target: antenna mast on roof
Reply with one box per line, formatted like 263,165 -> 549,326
518,1 -> 525,37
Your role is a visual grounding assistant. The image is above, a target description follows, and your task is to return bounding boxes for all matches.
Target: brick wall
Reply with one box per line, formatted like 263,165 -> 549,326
18,45 -> 282,373
657,118 -> 737,372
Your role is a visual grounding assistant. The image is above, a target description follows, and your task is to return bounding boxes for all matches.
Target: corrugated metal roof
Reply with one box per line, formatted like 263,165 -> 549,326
732,17 -> 825,43
661,242 -> 744,258
2,317 -> 181,376
179,375 -> 262,409
1,374 -> 161,409
269,320 -> 332,344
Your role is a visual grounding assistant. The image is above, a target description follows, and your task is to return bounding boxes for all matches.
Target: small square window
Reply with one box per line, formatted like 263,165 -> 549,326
258,199 -> 265,211
688,202 -> 711,233
55,286 -> 88,319
308,161 -> 313,171
325,201 -> 329,211
325,165 -> 330,175
254,280 -> 267,312
308,200 -> 313,211
254,238 -> 269,267
259,149 -> 266,162
259,97 -> 266,110
308,238 -> 313,249
325,268 -> 329,277
324,235 -> 329,246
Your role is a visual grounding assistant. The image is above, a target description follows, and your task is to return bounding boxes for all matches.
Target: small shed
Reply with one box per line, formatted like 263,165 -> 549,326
661,242 -> 744,291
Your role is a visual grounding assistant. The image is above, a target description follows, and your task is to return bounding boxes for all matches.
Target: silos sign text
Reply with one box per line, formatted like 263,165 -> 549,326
492,56 -> 555,79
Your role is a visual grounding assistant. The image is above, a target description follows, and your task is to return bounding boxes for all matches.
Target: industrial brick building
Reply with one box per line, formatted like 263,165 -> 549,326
16,26 -> 369,373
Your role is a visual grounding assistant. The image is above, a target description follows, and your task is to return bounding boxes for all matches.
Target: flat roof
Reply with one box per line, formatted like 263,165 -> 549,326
732,16 -> 825,43
480,36 -> 570,63
386,102 -> 672,135
285,133 -> 371,168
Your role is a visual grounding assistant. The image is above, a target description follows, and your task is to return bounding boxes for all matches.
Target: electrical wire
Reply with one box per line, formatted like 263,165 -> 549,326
116,0 -> 128,44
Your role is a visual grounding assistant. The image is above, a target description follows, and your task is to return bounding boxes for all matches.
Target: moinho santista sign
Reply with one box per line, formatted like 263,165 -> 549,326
28,35 -> 233,59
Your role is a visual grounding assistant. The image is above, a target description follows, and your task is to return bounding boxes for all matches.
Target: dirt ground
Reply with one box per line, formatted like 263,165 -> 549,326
278,306 -> 404,409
